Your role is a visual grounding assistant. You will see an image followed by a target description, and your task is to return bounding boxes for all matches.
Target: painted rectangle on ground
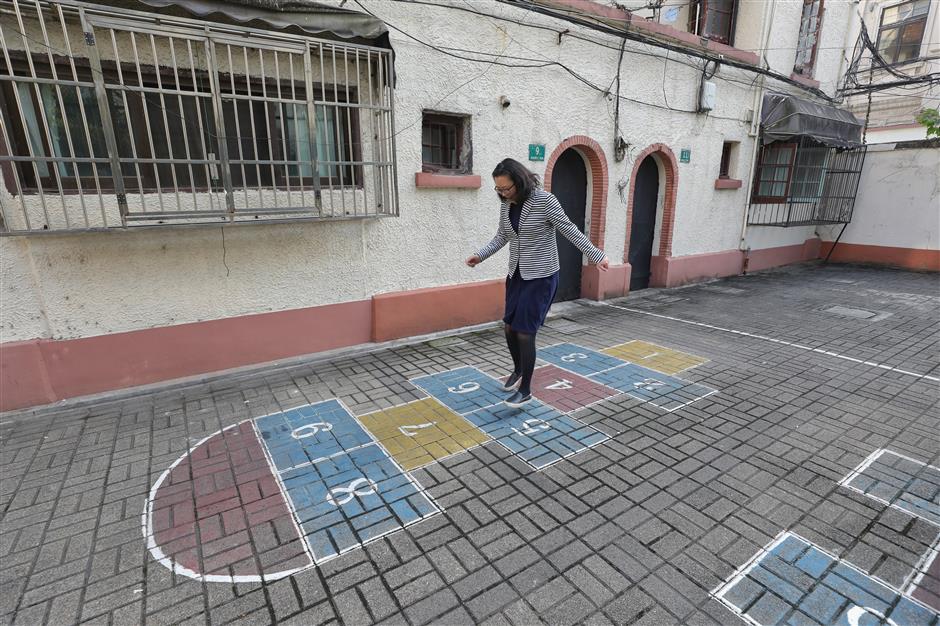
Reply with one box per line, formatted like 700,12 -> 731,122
537,343 -> 627,377
601,340 -> 708,374
840,449 -> 940,528
357,398 -> 490,470
713,532 -> 939,626
254,400 -> 373,470
520,364 -> 620,413
464,400 -> 609,470
280,445 -> 438,563
909,544 -> 940,613
410,366 -> 508,414
589,363 -> 716,411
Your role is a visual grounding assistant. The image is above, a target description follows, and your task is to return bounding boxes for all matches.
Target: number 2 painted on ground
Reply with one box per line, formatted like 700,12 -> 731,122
512,418 -> 550,436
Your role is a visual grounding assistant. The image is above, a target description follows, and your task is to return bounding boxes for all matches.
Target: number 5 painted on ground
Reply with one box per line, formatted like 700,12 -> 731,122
291,422 -> 333,439
847,606 -> 899,626
448,382 -> 480,394
512,418 -> 550,436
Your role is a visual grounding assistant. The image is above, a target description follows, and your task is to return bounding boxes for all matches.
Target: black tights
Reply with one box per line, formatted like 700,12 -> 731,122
504,323 -> 536,395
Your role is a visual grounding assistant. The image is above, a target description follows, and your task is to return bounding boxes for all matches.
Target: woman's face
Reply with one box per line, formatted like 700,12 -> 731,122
493,174 -> 517,202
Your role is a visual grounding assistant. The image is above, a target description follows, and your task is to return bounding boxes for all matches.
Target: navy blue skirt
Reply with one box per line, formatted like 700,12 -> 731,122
503,268 -> 559,334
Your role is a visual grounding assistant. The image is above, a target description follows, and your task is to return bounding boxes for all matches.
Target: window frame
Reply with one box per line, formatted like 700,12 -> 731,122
0,52 -> 363,196
420,111 -> 471,174
690,0 -> 738,46
793,0 -> 825,77
876,0 -> 929,65
751,142 -> 798,204
719,142 -> 733,179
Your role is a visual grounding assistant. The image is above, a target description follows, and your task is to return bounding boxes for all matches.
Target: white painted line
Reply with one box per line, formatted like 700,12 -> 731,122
600,303 -> 940,382
837,448 -> 940,529
837,449 -> 887,489
142,421 -> 314,584
905,535 -> 940,595
250,419 -> 318,568
276,441 -> 378,475
711,530 -> 940,618
711,529 -> 792,599
336,397 -> 447,518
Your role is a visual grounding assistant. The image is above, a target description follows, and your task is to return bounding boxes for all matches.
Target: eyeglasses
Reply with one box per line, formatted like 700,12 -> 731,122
494,183 -> 516,193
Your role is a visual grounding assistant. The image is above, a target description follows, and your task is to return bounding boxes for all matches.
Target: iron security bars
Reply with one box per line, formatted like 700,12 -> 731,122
0,0 -> 397,234
747,136 -> 866,227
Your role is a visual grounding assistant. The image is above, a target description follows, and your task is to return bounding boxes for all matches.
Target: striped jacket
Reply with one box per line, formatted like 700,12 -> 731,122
477,188 -> 605,279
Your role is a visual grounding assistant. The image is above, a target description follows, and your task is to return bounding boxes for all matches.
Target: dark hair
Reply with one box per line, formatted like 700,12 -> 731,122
492,158 -> 540,202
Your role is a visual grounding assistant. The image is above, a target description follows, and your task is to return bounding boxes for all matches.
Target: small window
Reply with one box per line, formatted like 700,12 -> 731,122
794,0 -> 824,77
719,141 -> 737,178
690,0 -> 738,46
421,112 -> 471,174
877,0 -> 929,65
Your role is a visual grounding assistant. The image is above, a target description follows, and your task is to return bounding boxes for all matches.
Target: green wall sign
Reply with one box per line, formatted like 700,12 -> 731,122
529,144 -> 546,161
680,149 -> 691,163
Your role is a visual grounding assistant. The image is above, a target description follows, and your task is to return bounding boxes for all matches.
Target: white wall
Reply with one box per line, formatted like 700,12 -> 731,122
0,0 -> 861,343
818,143 -> 939,250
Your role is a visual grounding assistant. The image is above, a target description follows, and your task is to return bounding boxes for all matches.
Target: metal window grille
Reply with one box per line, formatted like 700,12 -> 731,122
747,137 -> 867,227
0,0 -> 398,235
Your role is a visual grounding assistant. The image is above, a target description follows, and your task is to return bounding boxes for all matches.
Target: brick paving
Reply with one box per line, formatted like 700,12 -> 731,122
1,262 -> 938,625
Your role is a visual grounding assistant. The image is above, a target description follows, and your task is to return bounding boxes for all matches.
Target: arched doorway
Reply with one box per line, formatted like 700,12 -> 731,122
624,143 -> 678,290
550,149 -> 588,302
628,156 -> 659,290
544,135 -> 609,300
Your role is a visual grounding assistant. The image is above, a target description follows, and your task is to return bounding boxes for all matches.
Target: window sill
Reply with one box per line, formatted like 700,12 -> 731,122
539,1 -> 760,66
714,178 -> 743,189
789,72 -> 820,89
415,172 -> 481,189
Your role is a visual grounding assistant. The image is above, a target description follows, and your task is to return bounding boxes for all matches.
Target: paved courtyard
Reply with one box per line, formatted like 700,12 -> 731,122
1,262 -> 938,626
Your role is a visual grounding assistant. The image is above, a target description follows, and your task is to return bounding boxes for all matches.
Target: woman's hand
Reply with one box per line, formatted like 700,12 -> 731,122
597,255 -> 610,271
466,254 -> 482,267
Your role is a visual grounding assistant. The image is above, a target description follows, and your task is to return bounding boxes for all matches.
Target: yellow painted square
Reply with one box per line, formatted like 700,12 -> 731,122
602,340 -> 707,375
358,398 -> 490,470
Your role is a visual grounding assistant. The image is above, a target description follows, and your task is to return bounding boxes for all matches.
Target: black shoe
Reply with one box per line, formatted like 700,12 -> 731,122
505,390 -> 533,408
503,371 -> 522,391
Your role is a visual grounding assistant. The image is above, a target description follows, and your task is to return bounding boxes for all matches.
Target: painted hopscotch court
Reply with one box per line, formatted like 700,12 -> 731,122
713,449 -> 940,625
144,339 -> 715,582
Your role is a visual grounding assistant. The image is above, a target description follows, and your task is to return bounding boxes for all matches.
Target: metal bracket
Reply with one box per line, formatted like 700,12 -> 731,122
84,31 -> 95,46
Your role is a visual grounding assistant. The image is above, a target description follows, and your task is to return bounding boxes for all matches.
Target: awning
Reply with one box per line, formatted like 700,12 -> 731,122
760,92 -> 863,148
125,0 -> 390,46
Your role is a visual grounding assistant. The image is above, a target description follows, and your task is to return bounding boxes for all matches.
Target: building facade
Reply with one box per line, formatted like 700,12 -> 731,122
0,0 -> 930,411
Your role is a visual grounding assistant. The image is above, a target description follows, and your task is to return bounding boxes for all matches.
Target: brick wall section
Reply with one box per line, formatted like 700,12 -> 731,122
543,135 -> 609,251
624,144 -> 679,260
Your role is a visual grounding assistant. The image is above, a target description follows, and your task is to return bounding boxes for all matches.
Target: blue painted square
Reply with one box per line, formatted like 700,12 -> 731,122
538,343 -> 627,377
845,451 -> 940,527
590,364 -> 715,411
718,534 -> 939,626
464,400 -> 609,470
255,399 -> 373,471
410,366 -> 509,415
281,445 -> 438,562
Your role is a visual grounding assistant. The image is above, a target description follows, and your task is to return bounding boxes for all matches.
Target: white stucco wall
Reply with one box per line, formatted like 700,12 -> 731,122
0,0 -> 863,343
818,143 -> 939,250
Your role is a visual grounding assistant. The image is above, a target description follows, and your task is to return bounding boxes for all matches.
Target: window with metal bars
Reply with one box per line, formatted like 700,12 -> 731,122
0,0 -> 397,234
748,137 -> 866,227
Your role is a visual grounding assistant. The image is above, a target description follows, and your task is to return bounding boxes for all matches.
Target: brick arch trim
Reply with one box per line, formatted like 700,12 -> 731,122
543,135 -> 609,250
624,143 -> 678,261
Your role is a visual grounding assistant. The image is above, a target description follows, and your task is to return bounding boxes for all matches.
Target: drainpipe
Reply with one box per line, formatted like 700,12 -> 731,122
739,0 -> 777,261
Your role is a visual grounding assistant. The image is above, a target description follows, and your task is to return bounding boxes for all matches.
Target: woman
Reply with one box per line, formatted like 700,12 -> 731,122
466,158 -> 609,407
